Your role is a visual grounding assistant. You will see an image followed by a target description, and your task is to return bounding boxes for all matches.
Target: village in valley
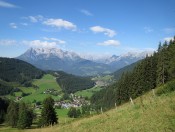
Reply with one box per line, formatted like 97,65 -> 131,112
34,89 -> 90,109
54,93 -> 89,109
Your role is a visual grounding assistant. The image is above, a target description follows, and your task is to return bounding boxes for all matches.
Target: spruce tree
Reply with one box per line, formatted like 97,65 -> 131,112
39,97 -> 58,127
6,101 -> 19,127
156,41 -> 169,86
0,98 -> 9,124
68,107 -> 81,118
168,37 -> 175,78
17,102 -> 33,129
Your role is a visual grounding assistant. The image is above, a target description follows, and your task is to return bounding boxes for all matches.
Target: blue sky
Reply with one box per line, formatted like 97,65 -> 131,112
0,0 -> 175,58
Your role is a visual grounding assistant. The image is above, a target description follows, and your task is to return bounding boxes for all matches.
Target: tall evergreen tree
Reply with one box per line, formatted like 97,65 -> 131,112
17,102 -> 33,129
67,107 -> 81,118
156,41 -> 169,86
168,37 -> 175,78
39,97 -> 58,127
0,98 -> 9,124
6,101 -> 19,127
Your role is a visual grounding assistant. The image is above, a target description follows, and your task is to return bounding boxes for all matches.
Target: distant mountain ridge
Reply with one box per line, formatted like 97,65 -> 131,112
17,48 -> 110,76
17,47 -> 153,76
87,51 -> 153,64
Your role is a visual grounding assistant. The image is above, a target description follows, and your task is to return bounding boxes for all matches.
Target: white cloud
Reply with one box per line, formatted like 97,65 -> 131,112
90,26 -> 116,37
9,23 -> 17,29
22,16 -> 77,31
0,38 -> 66,48
0,0 -> 17,8
43,19 -> 77,31
0,39 -> 17,46
80,9 -> 93,16
22,40 -> 58,48
164,37 -> 173,42
22,15 -> 43,23
26,15 -> 44,23
98,40 -> 120,47
43,37 -> 66,44
28,16 -> 38,23
144,27 -> 154,33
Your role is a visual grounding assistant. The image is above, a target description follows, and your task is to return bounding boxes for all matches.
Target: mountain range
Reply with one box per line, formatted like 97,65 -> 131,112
17,47 -> 153,76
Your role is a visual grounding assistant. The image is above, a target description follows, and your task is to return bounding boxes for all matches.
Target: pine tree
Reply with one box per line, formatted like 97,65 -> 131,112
76,109 -> 81,117
39,97 -> 58,127
68,107 -> 81,118
82,104 -> 91,116
168,37 -> 175,79
156,41 -> 169,86
6,101 -> 19,127
0,98 -> 9,124
17,102 -> 33,129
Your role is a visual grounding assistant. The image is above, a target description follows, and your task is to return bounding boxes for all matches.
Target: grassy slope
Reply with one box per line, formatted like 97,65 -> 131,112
74,86 -> 102,98
5,74 -> 63,103
21,74 -> 62,102
26,85 -> 175,132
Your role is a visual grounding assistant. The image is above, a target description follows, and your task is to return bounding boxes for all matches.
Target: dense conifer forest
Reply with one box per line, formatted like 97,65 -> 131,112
49,71 -> 95,93
0,58 -> 44,82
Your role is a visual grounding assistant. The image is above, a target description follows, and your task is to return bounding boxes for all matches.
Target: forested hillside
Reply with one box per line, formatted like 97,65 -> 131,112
0,58 -> 44,95
49,71 -> 95,93
112,61 -> 139,81
91,37 -> 175,110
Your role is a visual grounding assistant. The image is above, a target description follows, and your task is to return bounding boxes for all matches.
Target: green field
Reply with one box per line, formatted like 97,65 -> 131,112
75,86 -> 102,98
56,109 -> 75,123
7,74 -> 63,103
23,74 -> 62,102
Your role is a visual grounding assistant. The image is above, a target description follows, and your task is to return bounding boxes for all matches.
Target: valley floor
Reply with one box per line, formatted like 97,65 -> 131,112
2,89 -> 175,132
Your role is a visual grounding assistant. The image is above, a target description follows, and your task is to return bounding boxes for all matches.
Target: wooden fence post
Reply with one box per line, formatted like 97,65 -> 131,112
152,89 -> 155,96
115,103 -> 117,109
130,97 -> 134,105
101,107 -> 103,114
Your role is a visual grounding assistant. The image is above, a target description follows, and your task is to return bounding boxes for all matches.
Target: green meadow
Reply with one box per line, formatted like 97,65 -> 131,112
75,86 -> 102,98
7,74 -> 63,103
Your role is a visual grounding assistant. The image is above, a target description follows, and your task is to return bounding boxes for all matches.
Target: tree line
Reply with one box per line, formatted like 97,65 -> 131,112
0,97 -> 57,129
91,37 -> 175,110
0,96 -> 92,129
49,71 -> 95,93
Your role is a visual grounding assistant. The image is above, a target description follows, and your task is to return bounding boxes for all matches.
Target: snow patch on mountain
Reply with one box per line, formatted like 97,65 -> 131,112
24,47 -> 81,61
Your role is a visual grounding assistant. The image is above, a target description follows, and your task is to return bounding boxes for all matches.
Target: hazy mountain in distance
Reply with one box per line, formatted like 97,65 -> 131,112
82,51 -> 153,70
17,47 -> 110,76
